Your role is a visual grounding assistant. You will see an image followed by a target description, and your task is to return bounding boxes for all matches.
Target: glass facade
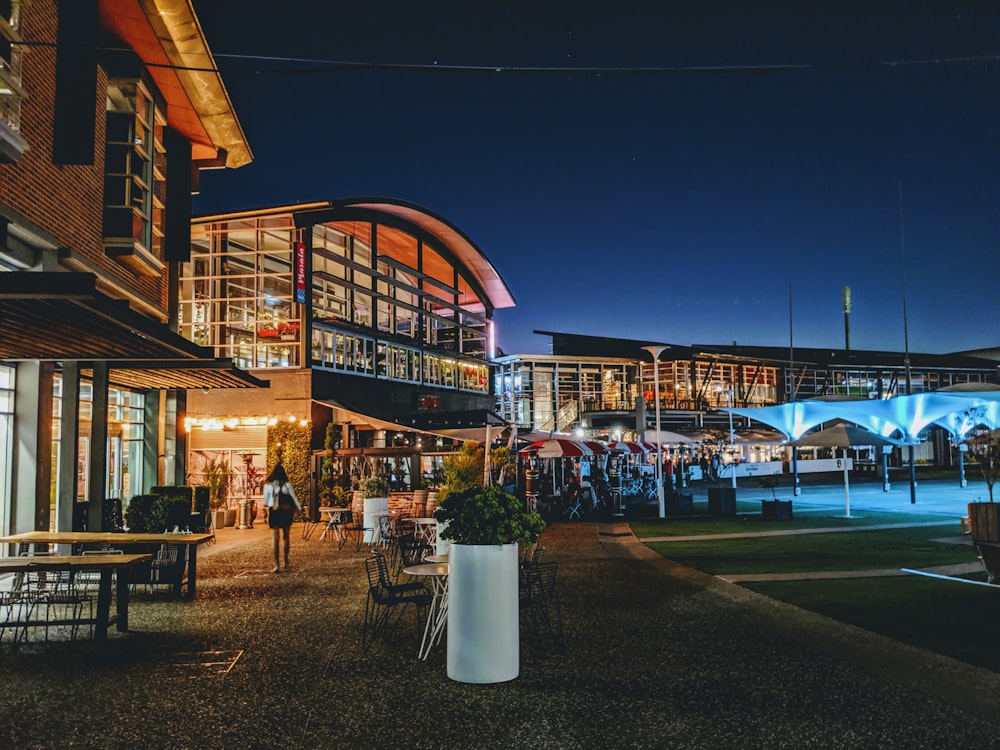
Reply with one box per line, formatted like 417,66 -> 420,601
104,77 -> 167,270
51,377 -> 144,507
182,210 -> 492,394
0,366 -> 12,533
787,366 -> 995,401
495,357 -> 638,432
181,215 -> 300,368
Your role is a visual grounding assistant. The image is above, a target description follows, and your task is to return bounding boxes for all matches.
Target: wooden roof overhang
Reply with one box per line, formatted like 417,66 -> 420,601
0,273 -> 267,391
83,359 -> 269,391
99,0 -> 252,167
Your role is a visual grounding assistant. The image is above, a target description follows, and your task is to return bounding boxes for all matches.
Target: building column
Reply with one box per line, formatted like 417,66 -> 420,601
12,362 -> 54,533
57,362 -> 80,531
143,389 -> 160,493
87,361 -> 109,532
168,390 -> 188,486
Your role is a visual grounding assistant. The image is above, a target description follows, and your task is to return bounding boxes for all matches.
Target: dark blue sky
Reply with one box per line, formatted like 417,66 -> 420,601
192,1 -> 999,356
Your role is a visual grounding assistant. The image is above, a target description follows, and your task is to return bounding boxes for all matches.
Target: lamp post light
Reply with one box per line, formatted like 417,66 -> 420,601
642,345 -> 669,519
726,389 -> 737,490
238,451 -> 256,530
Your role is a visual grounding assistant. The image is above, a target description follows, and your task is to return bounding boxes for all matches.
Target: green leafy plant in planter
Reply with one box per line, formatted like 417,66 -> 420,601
434,484 -> 545,546
438,441 -> 485,503
202,456 -> 231,509
125,494 -> 170,533
359,475 -> 391,499
435,484 -> 546,684
968,427 -> 1000,502
966,428 -> 1000,543
755,473 -> 781,500
756,473 -> 793,520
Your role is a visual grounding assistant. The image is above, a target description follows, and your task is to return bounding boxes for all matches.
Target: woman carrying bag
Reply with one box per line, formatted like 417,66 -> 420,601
263,462 -> 301,573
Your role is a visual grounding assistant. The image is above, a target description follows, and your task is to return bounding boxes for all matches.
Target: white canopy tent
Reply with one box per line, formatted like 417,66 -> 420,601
721,390 -> 1000,503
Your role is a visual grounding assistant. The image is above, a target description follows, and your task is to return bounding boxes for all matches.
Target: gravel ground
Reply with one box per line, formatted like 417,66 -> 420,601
1,522 -> 998,750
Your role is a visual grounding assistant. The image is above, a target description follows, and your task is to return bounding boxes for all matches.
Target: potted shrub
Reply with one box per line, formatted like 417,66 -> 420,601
200,456 -> 232,529
359,475 -> 391,544
967,428 -> 1000,542
757,474 -> 793,520
434,484 -> 546,684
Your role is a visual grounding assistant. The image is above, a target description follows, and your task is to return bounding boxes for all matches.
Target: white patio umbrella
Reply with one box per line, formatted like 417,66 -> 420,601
789,422 -> 909,518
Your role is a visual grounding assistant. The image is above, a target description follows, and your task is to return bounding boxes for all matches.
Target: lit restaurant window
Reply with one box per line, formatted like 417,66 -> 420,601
0,0 -> 28,162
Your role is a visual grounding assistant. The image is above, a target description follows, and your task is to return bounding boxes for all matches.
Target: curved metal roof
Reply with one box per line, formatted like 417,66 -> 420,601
294,197 -> 516,312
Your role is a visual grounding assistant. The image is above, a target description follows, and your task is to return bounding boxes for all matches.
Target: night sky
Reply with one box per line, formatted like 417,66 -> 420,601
191,1 -> 1000,356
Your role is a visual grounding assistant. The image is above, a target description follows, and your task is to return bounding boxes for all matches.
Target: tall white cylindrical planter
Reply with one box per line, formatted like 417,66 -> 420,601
363,497 -> 387,544
447,542 -> 519,684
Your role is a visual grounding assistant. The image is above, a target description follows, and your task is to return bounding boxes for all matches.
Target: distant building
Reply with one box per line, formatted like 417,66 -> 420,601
496,330 -> 999,467
181,199 -> 515,494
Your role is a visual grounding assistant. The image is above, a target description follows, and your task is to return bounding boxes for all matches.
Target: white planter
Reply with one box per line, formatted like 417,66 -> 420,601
363,497 -> 388,544
447,542 -> 519,684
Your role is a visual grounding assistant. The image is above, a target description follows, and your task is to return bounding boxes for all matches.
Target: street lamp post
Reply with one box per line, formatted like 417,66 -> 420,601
238,451 -> 256,530
642,345 -> 668,519
726,389 -> 737,489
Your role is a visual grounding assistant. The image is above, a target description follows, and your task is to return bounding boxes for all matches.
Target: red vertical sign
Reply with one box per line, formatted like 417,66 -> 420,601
295,242 -> 306,303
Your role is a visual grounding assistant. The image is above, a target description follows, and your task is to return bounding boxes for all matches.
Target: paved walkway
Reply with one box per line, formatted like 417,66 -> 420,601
1,485 -> 999,748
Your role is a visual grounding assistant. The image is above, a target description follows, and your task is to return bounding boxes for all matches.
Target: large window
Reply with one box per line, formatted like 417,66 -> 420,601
52,378 -> 144,508
0,366 -> 13,535
0,0 -> 27,163
181,217 -> 301,367
103,78 -> 166,274
184,211 -> 495,379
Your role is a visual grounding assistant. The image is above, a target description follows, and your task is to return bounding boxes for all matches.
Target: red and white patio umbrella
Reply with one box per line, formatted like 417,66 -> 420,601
606,441 -> 647,455
520,438 -> 594,458
580,440 -> 610,455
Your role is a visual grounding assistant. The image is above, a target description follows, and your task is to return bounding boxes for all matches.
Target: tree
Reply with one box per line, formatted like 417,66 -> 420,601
440,441 -> 485,503
267,421 -> 311,510
489,445 -> 516,487
967,427 -> 1000,502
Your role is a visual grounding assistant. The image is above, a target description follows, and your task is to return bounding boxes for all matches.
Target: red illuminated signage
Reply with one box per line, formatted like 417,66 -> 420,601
295,242 -> 306,303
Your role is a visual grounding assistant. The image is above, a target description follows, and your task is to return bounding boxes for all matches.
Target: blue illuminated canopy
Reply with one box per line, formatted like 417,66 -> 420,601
722,390 -> 1000,445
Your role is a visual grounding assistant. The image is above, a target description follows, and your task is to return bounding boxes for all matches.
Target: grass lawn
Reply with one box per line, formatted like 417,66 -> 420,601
630,508 -> 953,538
743,575 -> 1000,673
634,512 -> 1000,674
644,526 -> 978,575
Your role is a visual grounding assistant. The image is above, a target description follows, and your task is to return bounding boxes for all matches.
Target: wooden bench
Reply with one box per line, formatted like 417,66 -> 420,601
974,542 -> 1000,584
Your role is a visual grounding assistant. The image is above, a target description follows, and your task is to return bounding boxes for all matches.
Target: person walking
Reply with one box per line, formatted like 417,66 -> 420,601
263,462 -> 300,573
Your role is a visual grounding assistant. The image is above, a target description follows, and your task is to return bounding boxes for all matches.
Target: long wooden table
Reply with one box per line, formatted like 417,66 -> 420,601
0,553 -> 152,640
0,531 -> 215,599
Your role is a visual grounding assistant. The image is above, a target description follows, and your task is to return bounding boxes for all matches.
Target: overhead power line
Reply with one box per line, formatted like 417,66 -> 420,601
19,41 -> 1000,77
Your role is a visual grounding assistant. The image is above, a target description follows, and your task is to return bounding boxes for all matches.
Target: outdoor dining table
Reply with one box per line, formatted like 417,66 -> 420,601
411,518 -> 438,546
0,531 -> 215,599
402,561 -> 449,660
0,553 -> 153,640
317,506 -> 351,543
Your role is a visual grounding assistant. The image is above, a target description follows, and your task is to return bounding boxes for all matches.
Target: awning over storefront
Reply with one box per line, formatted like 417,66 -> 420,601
400,408 -> 508,443
315,401 -> 509,443
315,400 -> 445,438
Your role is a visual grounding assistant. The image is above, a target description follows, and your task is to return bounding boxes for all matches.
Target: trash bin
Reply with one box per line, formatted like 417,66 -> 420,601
667,490 -> 694,515
707,486 -> 737,516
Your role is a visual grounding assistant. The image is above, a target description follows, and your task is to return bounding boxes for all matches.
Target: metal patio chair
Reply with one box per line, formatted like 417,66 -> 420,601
362,551 -> 431,651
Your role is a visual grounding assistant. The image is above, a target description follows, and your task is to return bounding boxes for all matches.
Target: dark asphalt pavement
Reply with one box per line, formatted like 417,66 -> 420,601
1,499 -> 999,749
